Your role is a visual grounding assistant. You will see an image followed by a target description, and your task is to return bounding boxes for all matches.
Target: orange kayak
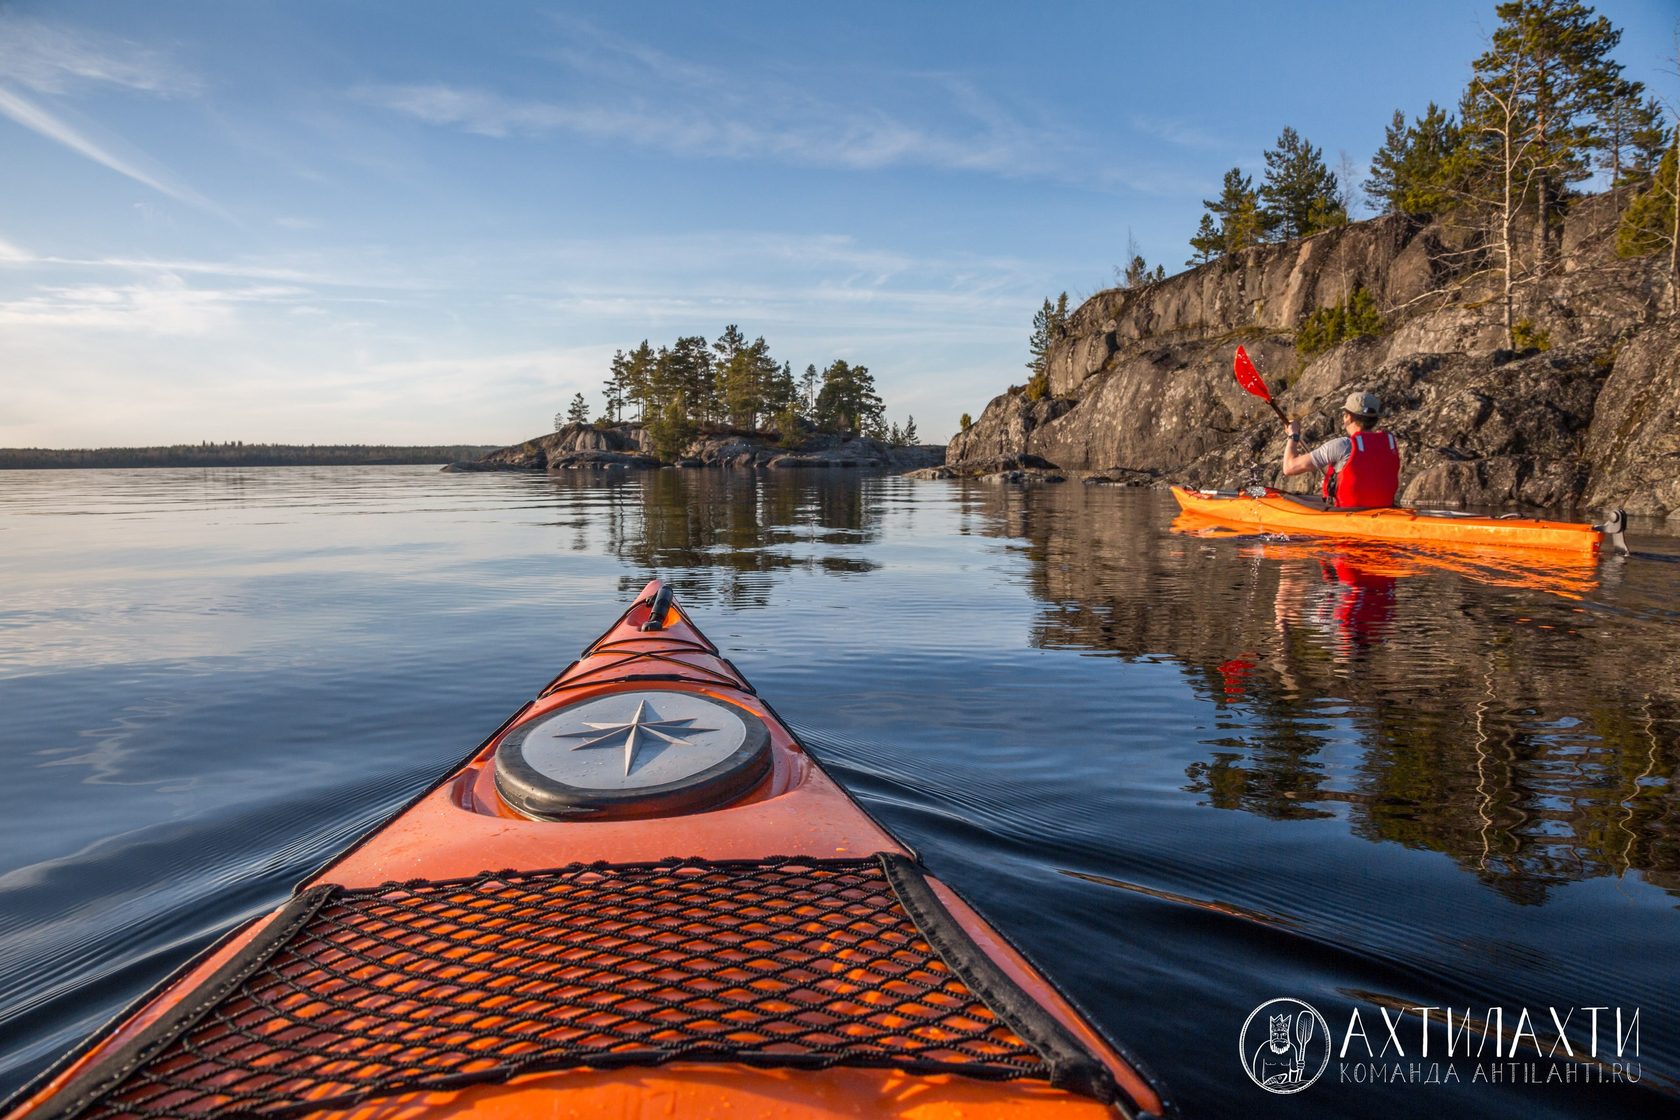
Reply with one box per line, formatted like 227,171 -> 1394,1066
1170,486 -> 1618,555
3,581 -> 1167,1120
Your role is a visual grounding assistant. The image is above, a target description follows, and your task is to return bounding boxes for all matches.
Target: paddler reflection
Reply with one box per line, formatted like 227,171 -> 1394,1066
1275,552 -> 1398,658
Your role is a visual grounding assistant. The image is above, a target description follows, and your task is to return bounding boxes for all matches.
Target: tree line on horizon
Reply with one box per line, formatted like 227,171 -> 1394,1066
555,325 -> 919,460
1033,0 -> 1678,374
0,443 -> 497,469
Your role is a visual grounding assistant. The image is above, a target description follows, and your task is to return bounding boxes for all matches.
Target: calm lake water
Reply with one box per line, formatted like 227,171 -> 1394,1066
1,465 -> 1676,1117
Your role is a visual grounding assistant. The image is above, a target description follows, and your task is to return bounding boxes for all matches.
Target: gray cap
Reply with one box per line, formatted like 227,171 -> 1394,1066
1342,391 -> 1381,418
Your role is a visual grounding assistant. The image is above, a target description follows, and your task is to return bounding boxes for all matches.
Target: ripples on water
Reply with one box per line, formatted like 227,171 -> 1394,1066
1,466 -> 1676,1116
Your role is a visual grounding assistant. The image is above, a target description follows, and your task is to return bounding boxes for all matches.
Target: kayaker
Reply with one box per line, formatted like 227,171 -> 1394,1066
1282,391 -> 1400,507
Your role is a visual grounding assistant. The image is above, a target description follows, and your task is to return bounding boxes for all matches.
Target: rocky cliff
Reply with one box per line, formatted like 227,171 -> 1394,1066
948,192 -> 1679,517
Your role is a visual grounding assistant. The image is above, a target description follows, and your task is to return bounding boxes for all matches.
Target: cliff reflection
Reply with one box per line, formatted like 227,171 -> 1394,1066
964,483 -> 1680,903
540,470 -> 882,608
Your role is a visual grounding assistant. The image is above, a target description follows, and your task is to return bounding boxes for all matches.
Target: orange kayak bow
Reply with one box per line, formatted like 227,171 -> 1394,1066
3,580 -> 1168,1120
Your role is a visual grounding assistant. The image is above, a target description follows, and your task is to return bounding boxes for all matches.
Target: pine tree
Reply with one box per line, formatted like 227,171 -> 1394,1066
621,341 -> 657,422
1187,212 -> 1222,265
1598,80 -> 1667,185
902,415 -> 918,444
1367,111 -> 1411,213
764,360 -> 797,422
799,364 -> 820,413
814,360 -> 883,435
1201,167 -> 1268,255
1260,126 -> 1344,240
1122,255 -> 1151,288
1463,0 -> 1626,287
663,336 -> 716,424
1027,292 -> 1070,373
646,394 -> 696,462
566,392 -> 589,425
713,324 -> 763,428
1616,138 -> 1678,307
602,349 -> 628,424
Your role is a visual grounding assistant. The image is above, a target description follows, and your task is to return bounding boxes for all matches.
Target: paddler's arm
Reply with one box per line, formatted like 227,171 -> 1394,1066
1280,421 -> 1315,477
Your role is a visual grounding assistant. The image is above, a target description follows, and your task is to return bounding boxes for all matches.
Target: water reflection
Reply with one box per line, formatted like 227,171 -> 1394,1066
545,471 -> 885,608
965,483 -> 1680,903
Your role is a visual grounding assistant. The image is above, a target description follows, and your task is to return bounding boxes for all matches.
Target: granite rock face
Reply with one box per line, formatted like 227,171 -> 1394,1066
1582,318 -> 1680,516
949,191 -> 1677,516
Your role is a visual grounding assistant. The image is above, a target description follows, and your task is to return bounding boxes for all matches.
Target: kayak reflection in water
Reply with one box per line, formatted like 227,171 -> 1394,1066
1281,390 -> 1401,508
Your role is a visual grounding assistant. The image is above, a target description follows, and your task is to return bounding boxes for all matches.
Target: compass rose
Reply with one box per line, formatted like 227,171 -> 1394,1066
554,697 -> 714,776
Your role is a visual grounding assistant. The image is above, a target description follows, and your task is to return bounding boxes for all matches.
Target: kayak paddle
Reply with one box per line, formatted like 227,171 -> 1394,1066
1233,345 -> 1289,427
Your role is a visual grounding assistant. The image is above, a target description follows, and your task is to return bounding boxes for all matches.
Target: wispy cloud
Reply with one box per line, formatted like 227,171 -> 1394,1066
0,88 -> 217,209
1128,113 -> 1230,152
0,239 -> 414,291
354,19 -> 1084,180
0,15 -> 217,212
0,16 -> 202,97
0,274 -> 307,335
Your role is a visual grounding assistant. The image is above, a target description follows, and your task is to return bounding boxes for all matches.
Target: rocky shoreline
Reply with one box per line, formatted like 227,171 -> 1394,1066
446,423 -> 944,474
943,190 -> 1680,518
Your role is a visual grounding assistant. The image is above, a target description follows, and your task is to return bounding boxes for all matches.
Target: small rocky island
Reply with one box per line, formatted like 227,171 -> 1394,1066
448,423 -> 943,473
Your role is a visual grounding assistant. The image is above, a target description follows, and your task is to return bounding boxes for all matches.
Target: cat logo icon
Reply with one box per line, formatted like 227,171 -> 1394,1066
1239,998 -> 1330,1094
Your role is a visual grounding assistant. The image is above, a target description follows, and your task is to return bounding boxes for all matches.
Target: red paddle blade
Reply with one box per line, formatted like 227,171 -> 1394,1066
1233,346 -> 1272,402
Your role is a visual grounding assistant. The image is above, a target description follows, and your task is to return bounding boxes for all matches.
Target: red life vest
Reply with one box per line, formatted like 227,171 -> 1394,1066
1322,430 -> 1400,508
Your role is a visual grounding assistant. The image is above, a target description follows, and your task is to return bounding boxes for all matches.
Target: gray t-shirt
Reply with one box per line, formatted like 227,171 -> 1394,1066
1309,436 -> 1353,471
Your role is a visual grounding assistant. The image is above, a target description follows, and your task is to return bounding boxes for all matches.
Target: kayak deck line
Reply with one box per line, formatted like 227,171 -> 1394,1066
4,581 -> 1168,1120
1172,485 -> 1618,555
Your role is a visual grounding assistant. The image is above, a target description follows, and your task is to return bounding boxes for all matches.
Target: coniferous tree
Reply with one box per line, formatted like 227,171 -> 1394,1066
1367,103 -> 1462,216
1122,255 -> 1151,288
602,350 -> 628,423
764,361 -> 798,422
1598,79 -> 1668,186
1201,168 -> 1269,255
1616,137 -> 1679,307
1027,292 -> 1070,374
1367,110 -> 1412,212
1260,126 -> 1344,240
1462,0 -> 1626,286
813,360 -> 883,436
621,341 -> 657,422
902,415 -> 918,444
662,336 -> 716,424
799,364 -> 820,413
566,392 -> 589,425
1187,213 -> 1222,265
646,393 -> 697,462
713,324 -> 761,428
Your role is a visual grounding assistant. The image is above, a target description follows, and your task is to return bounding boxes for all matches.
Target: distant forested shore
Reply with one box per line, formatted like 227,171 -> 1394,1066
0,443 -> 498,469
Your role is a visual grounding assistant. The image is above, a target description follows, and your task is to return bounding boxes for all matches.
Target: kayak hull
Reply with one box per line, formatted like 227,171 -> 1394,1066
5,582 -> 1166,1120
1170,486 -> 1603,554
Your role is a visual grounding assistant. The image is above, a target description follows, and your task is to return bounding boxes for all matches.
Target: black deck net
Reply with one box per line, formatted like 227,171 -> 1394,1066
27,855 -> 1123,1120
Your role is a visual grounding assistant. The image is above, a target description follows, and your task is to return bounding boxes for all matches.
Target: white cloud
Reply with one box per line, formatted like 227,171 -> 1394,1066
1128,113 -> 1230,152
0,88 -> 219,212
0,16 -> 202,97
351,16 -> 1088,181
0,274 -> 307,335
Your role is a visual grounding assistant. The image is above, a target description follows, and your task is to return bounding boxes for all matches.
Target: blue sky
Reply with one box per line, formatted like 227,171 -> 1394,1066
2,1 -> 1675,447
